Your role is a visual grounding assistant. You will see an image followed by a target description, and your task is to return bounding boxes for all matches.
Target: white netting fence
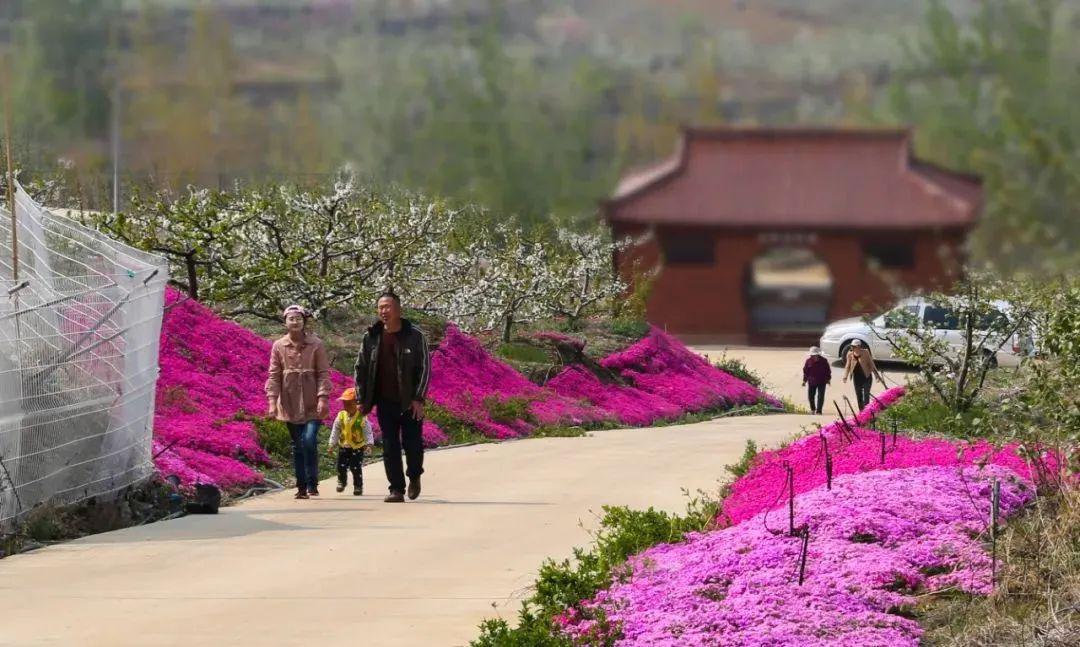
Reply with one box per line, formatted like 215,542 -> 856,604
0,181 -> 168,529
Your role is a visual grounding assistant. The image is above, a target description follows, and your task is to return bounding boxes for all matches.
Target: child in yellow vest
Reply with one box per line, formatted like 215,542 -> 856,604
327,388 -> 374,495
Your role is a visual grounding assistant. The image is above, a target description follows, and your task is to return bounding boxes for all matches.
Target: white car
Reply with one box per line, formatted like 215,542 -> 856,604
819,297 -> 1026,368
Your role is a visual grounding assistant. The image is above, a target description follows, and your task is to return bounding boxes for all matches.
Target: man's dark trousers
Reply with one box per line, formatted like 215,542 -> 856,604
376,398 -> 424,494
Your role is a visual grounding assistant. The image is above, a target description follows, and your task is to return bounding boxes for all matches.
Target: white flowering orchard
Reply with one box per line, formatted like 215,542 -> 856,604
81,169 -> 632,338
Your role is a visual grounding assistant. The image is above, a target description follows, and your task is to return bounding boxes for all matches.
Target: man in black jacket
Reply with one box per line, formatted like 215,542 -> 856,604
354,291 -> 432,502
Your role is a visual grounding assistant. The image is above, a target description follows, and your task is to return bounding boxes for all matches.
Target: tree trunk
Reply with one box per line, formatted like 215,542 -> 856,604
185,252 -> 199,300
502,316 -> 513,343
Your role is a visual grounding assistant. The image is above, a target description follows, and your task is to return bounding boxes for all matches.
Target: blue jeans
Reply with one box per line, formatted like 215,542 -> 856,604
287,420 -> 321,490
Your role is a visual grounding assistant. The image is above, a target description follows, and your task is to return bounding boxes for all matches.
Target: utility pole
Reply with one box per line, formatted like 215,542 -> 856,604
112,79 -> 120,218
3,54 -> 17,281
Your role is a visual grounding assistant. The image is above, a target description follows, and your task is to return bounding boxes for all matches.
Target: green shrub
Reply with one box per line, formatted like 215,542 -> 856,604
484,395 -> 534,424
23,505 -> 65,542
471,491 -> 719,645
254,418 -> 293,462
713,354 -> 764,389
609,318 -> 650,339
724,439 -> 759,479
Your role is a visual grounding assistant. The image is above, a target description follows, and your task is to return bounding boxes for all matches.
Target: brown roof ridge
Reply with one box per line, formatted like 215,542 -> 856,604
907,157 -> 983,186
683,124 -> 911,140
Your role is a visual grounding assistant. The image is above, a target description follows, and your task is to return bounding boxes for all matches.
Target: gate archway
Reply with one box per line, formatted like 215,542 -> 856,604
744,246 -> 834,344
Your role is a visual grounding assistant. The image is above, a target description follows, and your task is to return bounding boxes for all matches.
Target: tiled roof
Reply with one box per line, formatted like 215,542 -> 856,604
606,127 -> 981,229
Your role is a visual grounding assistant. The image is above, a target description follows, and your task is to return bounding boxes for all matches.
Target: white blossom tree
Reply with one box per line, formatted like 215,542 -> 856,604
540,227 -> 629,328
226,169 -> 456,319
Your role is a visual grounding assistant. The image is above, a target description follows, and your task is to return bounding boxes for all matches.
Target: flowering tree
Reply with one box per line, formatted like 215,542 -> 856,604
540,227 -> 628,329
872,272 -> 1034,413
83,187 -> 246,300
430,224 -> 560,341
226,170 -> 456,319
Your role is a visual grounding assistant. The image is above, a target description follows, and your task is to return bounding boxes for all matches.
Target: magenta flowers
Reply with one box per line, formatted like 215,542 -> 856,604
719,386 -> 1053,527
153,289 -> 355,487
548,328 -> 777,427
152,296 -> 773,487
560,465 -> 1034,646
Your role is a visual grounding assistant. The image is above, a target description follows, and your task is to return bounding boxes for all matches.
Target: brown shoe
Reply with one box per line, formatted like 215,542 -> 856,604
295,488 -> 309,500
384,491 -> 404,503
407,476 -> 421,500
308,485 -> 320,497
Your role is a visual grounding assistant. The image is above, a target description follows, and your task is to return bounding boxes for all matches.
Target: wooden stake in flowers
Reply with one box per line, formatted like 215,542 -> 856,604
833,402 -> 855,443
820,434 -> 833,491
880,429 -> 887,465
797,527 -> 810,585
892,418 -> 899,447
991,478 -> 1000,588
787,462 -> 796,536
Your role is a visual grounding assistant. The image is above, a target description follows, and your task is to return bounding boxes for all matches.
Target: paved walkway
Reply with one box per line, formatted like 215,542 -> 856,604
0,414 -> 817,647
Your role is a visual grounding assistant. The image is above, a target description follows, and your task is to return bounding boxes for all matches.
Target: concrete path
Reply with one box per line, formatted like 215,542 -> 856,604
0,414 -> 819,647
692,345 -> 913,411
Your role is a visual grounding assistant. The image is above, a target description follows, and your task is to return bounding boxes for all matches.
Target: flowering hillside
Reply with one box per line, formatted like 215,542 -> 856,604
426,326 -> 607,439
719,387 -> 1059,527
547,327 -> 778,427
154,290 -> 351,487
552,388 -> 1054,646
152,296 -> 774,487
560,465 -> 1034,646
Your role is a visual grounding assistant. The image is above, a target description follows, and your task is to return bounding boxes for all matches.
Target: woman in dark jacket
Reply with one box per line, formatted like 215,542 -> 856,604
802,346 -> 832,415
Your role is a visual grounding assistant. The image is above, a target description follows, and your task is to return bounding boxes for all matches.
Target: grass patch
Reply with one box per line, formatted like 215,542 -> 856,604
497,341 -> 552,365
917,487 -> 1080,645
608,318 -> 650,339
484,395 -> 535,424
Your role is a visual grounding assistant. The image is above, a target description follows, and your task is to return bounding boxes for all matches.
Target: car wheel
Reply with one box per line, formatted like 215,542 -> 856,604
838,341 -> 851,362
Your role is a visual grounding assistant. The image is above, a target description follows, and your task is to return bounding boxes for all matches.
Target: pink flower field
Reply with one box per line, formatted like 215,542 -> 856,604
554,387 -> 1059,646
560,465 -> 1034,646
424,325 -> 776,439
152,293 -> 773,488
719,386 -> 1058,526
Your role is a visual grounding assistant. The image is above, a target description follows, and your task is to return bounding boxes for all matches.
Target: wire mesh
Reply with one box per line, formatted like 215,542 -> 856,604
0,181 -> 168,529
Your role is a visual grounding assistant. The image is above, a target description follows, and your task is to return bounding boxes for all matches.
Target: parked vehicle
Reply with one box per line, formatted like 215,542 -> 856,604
819,297 -> 1027,368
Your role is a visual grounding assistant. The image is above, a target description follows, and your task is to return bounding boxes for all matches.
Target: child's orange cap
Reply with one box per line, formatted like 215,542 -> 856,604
338,388 -> 357,401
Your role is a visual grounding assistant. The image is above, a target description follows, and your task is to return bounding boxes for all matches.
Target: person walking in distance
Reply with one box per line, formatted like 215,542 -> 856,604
266,305 -> 332,500
354,291 -> 431,503
842,339 -> 884,411
801,346 -> 831,415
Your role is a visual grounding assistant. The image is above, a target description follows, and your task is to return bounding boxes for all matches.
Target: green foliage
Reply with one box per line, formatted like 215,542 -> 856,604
484,396 -> 535,425
888,0 -> 1080,274
22,505 -> 64,543
471,491 -> 720,645
713,354 -> 765,389
608,319 -> 650,340
724,440 -> 759,479
253,418 -> 293,462
497,342 -> 551,365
